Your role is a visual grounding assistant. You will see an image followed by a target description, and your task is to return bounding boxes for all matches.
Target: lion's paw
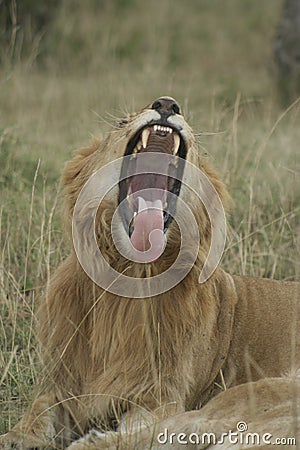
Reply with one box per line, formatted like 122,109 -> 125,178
67,430 -> 117,450
0,430 -> 52,450
0,432 -> 35,450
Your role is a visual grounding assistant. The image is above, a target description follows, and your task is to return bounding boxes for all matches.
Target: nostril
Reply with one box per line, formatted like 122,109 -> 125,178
151,101 -> 162,110
151,98 -> 181,116
172,103 -> 180,114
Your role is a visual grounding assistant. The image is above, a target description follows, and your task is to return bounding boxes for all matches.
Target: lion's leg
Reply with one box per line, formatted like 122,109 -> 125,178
66,401 -> 184,450
117,401 -> 183,434
0,393 -> 67,449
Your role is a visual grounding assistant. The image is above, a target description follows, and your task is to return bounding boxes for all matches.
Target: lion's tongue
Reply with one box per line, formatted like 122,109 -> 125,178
131,197 -> 164,260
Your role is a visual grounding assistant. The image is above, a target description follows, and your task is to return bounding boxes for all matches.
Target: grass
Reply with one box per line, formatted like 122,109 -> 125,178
0,0 -> 299,438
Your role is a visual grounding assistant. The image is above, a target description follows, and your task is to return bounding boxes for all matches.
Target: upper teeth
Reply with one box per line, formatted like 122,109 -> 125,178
133,126 -> 180,154
154,125 -> 173,133
173,134 -> 180,155
142,128 -> 150,149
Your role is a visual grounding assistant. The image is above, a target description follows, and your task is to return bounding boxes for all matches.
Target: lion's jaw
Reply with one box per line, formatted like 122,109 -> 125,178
117,96 -> 196,263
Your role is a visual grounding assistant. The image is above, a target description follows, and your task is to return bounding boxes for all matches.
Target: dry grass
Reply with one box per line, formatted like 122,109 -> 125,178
0,0 -> 299,436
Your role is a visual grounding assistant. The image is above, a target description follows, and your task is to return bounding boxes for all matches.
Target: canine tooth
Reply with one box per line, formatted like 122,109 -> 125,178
138,196 -> 148,213
173,134 -> 180,154
153,199 -> 163,210
141,128 -> 150,148
137,141 -> 142,151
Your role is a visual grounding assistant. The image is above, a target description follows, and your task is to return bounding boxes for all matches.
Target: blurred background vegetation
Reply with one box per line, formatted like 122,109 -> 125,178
1,0 -> 294,102
0,0 -> 299,433
1,0 -> 299,169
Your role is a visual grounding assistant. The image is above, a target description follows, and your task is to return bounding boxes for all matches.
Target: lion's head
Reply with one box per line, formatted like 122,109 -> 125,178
63,97 -> 228,283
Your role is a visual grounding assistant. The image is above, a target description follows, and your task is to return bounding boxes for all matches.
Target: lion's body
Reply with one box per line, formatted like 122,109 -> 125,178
226,276 -> 299,387
1,100 -> 299,449
74,372 -> 298,450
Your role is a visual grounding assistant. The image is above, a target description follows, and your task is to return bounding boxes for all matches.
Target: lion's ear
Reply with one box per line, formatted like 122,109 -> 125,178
61,141 -> 100,229
62,141 -> 100,187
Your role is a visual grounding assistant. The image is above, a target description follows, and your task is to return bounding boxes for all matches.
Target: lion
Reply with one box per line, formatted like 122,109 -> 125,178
67,371 -> 300,449
1,97 -> 299,449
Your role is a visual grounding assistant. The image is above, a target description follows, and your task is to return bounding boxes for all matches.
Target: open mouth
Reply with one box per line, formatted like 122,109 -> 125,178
118,119 -> 187,258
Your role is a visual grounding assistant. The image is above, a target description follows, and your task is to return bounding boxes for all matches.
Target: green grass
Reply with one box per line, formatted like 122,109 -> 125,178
0,0 -> 299,436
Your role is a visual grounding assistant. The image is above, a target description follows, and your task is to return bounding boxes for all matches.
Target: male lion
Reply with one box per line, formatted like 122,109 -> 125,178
1,97 -> 299,449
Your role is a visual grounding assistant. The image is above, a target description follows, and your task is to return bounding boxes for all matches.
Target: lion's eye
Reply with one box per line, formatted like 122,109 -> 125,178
118,118 -> 129,127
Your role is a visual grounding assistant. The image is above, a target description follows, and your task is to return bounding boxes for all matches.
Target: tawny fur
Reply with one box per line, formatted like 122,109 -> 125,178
68,371 -> 300,449
0,100 -> 299,449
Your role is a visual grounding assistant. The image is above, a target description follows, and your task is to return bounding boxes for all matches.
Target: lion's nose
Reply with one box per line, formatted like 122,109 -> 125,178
151,97 -> 181,117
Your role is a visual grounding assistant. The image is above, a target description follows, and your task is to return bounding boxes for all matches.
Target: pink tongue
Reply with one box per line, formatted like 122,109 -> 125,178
130,198 -> 165,262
